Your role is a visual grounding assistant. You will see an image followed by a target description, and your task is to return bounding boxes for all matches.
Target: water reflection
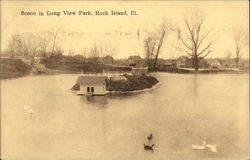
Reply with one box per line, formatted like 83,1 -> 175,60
193,74 -> 198,98
1,73 -> 248,159
80,95 -> 108,107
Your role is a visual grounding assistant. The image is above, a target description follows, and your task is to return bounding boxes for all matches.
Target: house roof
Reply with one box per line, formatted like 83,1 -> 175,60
103,55 -> 114,59
77,76 -> 107,85
206,59 -> 221,65
177,56 -> 189,61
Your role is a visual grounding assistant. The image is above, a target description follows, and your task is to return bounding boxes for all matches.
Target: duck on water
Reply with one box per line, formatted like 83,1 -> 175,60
144,133 -> 155,151
147,133 -> 153,141
144,144 -> 155,151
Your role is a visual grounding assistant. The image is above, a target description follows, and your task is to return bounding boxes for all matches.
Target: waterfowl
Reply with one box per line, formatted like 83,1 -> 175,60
144,144 -> 155,151
24,105 -> 34,116
147,133 -> 153,141
192,141 -> 206,150
192,141 -> 218,153
206,144 -> 218,153
28,109 -> 34,116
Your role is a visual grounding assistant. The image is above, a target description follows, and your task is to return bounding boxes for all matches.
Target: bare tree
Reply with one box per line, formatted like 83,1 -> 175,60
105,43 -> 116,64
49,24 -> 62,57
7,33 -> 40,58
38,31 -> 51,57
89,43 -> 100,64
137,29 -> 140,41
144,33 -> 156,68
88,42 -> 116,65
6,25 -> 63,59
22,33 -> 40,57
228,26 -> 248,68
144,22 -> 172,69
99,43 -> 104,62
7,34 -> 23,57
153,22 -> 170,68
7,35 -> 18,57
81,48 -> 87,62
178,10 -> 213,71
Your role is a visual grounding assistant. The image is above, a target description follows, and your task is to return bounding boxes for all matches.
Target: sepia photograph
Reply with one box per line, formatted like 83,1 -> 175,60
0,1 -> 249,160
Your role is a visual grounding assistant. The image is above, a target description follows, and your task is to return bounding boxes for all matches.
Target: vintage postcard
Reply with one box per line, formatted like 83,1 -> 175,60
0,1 -> 249,160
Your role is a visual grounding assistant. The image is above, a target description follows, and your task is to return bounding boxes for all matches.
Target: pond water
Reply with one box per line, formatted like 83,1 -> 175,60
1,73 -> 249,160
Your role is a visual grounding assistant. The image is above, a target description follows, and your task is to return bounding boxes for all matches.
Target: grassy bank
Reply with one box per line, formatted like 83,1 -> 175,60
0,59 -> 32,79
42,56 -> 131,73
150,67 -> 193,73
71,75 -> 159,92
197,69 -> 248,74
150,67 -> 248,74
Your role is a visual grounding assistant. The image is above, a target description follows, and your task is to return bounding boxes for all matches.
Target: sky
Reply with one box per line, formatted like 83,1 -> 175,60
1,1 -> 249,59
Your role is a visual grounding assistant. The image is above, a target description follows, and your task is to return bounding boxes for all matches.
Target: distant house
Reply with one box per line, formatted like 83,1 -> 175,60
176,56 -> 191,68
209,59 -> 222,69
239,60 -> 249,70
77,76 -> 108,95
162,60 -> 177,68
103,55 -> 114,64
127,55 -> 141,67
219,58 -> 236,68
199,59 -> 209,68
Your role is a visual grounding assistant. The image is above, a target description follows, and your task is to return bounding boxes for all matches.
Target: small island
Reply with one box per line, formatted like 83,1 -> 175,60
71,68 -> 159,96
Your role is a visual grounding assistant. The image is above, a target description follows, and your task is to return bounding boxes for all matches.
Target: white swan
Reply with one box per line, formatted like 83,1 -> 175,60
28,109 -> 34,115
192,141 -> 206,150
206,144 -> 218,153
24,105 -> 34,116
24,105 -> 30,110
192,141 -> 218,153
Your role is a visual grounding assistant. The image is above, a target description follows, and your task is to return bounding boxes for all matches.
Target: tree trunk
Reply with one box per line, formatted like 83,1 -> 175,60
147,53 -> 150,67
194,54 -> 199,71
195,65 -> 199,71
236,50 -> 239,68
153,56 -> 158,69
236,57 -> 239,68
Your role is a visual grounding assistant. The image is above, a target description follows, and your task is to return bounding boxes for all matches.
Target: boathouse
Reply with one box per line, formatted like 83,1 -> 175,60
77,76 -> 108,95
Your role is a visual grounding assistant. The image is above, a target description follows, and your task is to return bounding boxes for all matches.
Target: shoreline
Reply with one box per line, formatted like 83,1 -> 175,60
71,74 -> 159,93
1,58 -> 248,79
71,81 -> 161,96
0,63 -> 248,80
1,69 -> 248,80
149,68 -> 249,74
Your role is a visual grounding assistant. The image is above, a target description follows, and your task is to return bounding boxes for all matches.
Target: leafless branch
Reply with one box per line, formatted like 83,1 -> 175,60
198,41 -> 213,56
